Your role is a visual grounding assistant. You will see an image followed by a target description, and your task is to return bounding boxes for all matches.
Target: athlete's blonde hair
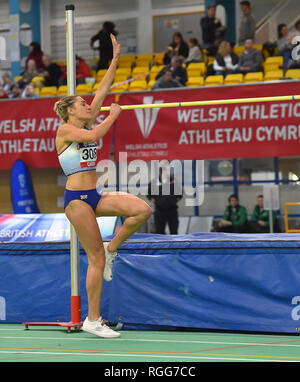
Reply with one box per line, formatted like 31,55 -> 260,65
54,95 -> 78,123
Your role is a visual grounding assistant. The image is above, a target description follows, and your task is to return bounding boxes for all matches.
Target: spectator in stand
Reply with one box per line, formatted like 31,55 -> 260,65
213,40 -> 238,76
90,21 -> 118,70
216,194 -> 248,233
200,4 -> 226,56
151,68 -> 183,90
9,84 -> 22,99
1,73 -> 16,96
19,59 -> 40,89
40,55 -> 62,87
249,195 -> 276,233
238,1 -> 256,45
185,38 -> 202,66
21,83 -> 40,98
25,41 -> 44,70
156,56 -> 188,86
60,55 -> 92,85
75,55 -> 92,84
0,85 -> 8,99
163,32 -> 189,65
277,23 -> 295,69
234,39 -> 262,74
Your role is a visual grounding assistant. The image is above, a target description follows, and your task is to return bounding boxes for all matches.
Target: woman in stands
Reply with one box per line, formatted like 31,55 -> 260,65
54,34 -> 151,338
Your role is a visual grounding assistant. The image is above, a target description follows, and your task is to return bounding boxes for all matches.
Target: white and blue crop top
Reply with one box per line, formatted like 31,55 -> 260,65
58,128 -> 98,176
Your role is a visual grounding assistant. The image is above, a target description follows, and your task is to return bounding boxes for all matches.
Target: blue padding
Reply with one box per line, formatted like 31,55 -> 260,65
1,233 -> 300,333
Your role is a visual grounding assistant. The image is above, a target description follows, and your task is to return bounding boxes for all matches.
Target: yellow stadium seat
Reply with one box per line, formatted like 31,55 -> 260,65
244,72 -> 263,83
135,59 -> 151,68
115,68 -> 131,77
34,87 -> 40,96
14,75 -> 23,82
233,46 -> 245,56
147,79 -> 156,89
150,65 -> 164,80
224,73 -> 244,85
90,70 -> 96,78
207,56 -> 215,65
187,62 -> 206,77
285,69 -> 300,80
118,55 -> 136,68
55,60 -> 66,67
76,83 -> 92,94
57,85 -> 68,96
186,77 -> 204,87
39,86 -> 57,97
132,66 -> 149,77
263,56 -> 284,72
110,83 -> 129,92
153,52 -> 165,65
128,80 -> 147,91
264,70 -> 283,81
137,53 -> 153,61
114,75 -> 129,84
253,44 -> 263,51
204,75 -> 223,86
31,76 -> 45,84
96,69 -> 107,81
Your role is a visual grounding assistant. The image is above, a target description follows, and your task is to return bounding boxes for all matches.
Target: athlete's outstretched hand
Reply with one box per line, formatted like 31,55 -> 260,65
111,34 -> 121,62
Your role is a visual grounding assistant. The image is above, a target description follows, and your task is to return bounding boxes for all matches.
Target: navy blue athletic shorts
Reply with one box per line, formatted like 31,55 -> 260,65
64,188 -> 102,210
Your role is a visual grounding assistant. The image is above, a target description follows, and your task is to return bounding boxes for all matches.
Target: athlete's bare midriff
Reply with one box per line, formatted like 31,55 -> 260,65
65,170 -> 98,191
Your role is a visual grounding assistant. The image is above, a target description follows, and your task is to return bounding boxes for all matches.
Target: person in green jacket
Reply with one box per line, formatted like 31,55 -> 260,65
249,194 -> 276,233
217,194 -> 248,233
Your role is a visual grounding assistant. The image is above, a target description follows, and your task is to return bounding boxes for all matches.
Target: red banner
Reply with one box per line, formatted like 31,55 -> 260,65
115,82 -> 300,161
0,95 -> 114,170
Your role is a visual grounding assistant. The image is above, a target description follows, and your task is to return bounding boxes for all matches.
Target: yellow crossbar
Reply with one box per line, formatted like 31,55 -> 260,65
100,94 -> 300,111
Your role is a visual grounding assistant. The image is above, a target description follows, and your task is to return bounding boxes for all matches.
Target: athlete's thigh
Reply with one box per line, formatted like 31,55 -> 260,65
65,200 -> 103,255
95,191 -> 149,217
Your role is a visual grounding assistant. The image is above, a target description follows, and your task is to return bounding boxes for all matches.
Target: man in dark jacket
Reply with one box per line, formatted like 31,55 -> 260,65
90,21 -> 118,70
200,4 -> 226,55
148,166 -> 182,234
156,56 -> 188,85
41,55 -> 62,87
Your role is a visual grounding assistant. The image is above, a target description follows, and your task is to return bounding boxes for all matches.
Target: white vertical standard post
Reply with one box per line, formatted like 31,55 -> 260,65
65,4 -> 81,324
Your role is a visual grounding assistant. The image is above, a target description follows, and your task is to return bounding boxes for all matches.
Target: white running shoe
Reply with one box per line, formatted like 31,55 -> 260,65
103,242 -> 117,282
82,317 -> 121,338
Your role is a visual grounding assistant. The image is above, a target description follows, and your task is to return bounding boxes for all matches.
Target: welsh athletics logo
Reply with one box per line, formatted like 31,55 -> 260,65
134,96 -> 163,138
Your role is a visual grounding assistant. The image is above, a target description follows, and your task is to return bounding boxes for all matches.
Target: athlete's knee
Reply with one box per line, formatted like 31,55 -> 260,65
87,247 -> 105,270
138,203 -> 152,221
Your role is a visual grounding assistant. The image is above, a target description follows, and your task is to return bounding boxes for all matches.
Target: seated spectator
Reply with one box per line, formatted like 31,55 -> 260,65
213,40 -> 238,75
200,4 -> 226,56
185,38 -> 202,66
234,39 -> 262,74
21,83 -> 40,98
163,32 -> 189,65
1,73 -> 16,96
151,69 -> 183,90
60,55 -> 92,85
238,1 -> 256,45
9,84 -> 22,99
40,55 -> 62,87
277,23 -> 295,69
156,56 -> 188,85
216,194 -> 248,233
0,85 -> 8,99
19,59 -> 40,89
25,41 -> 44,70
249,194 -> 276,233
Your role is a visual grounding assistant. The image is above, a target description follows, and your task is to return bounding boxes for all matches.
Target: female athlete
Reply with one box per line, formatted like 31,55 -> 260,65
54,34 -> 151,338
